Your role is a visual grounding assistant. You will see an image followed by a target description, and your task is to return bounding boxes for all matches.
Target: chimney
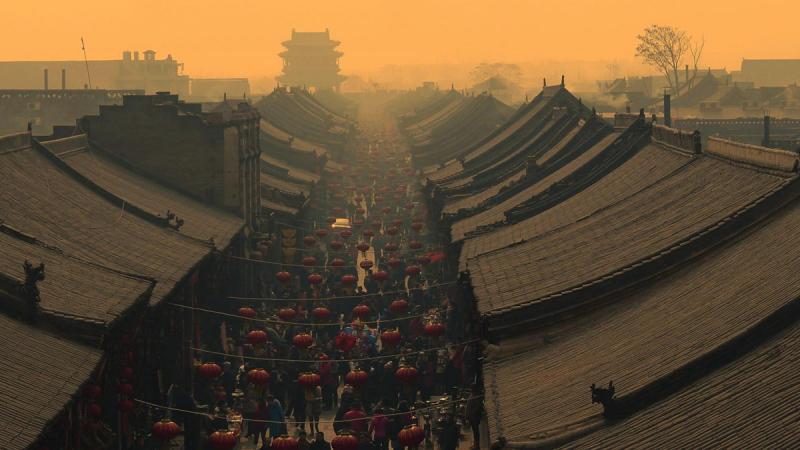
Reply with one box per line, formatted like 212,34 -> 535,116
61,69 -> 66,90
134,51 -> 140,61
762,115 -> 771,147
123,51 -> 131,61
663,93 -> 672,127
43,69 -> 49,90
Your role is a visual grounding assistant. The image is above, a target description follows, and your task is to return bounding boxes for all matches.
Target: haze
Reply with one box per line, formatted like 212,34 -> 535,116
2,0 -> 798,84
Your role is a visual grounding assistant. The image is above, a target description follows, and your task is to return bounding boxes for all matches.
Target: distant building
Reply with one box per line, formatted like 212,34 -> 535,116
0,50 -> 190,96
733,59 -> 800,87
79,92 -> 261,228
190,78 -> 251,102
277,29 -> 346,91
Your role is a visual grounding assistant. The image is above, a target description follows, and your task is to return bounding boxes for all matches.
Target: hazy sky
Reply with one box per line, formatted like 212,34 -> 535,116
2,0 -> 798,78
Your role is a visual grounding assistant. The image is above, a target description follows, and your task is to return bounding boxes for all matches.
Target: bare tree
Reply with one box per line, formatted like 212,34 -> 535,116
635,25 -> 704,96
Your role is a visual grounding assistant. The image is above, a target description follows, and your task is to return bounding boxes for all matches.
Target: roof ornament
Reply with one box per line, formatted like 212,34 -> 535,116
19,260 -> 45,321
543,78 -> 547,89
561,75 -> 565,87
166,210 -> 184,231
590,381 -> 617,417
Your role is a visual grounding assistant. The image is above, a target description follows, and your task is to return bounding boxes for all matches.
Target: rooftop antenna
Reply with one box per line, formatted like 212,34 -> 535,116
81,37 -> 93,89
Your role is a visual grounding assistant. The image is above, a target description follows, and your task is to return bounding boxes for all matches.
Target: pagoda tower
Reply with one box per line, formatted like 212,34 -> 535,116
277,28 -> 346,91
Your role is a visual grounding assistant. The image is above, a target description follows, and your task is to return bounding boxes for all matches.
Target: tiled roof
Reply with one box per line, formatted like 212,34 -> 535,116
261,153 -> 320,184
469,155 -> 789,315
484,193 -> 800,445
0,312 -> 102,449
43,135 -> 243,249
459,143 -> 692,269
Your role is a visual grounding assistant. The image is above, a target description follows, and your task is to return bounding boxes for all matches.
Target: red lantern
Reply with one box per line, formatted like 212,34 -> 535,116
271,435 -> 300,450
330,240 -> 344,251
312,306 -> 332,321
302,256 -> 317,267
340,229 -> 353,239
332,207 -> 344,216
293,333 -> 314,349
425,322 -> 445,337
411,222 -> 424,232
246,330 -> 268,346
331,433 -> 359,450
363,229 -> 375,238
371,220 -> 382,229
384,242 -> 399,252
117,383 -> 134,395
352,304 -> 371,319
409,241 -> 423,250
247,368 -> 271,386
298,372 -> 321,388
416,255 -> 431,266
331,258 -> 346,268
118,399 -> 134,413
387,257 -> 401,269
335,332 -> 357,352
208,430 -> 237,450
278,307 -> 297,321
359,260 -> 374,270
390,299 -> 409,314
391,218 -> 403,227
83,384 -> 102,399
152,419 -> 181,440
87,403 -> 103,418
355,207 -> 366,215
398,425 -> 425,447
238,306 -> 256,318
345,369 -> 369,387
343,408 -> 368,432
372,270 -> 389,283
396,366 -> 418,384
120,367 -> 134,380
341,274 -> 357,286
356,243 -> 370,254
198,362 -> 222,380
308,273 -> 323,285
276,271 -> 291,284
381,206 -> 391,214
386,226 -> 399,236
315,229 -> 329,238
404,265 -> 421,277
381,329 -> 402,347
303,235 -> 316,247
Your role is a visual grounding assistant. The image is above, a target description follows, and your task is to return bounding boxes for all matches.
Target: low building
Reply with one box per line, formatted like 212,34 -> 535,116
190,78 -> 251,102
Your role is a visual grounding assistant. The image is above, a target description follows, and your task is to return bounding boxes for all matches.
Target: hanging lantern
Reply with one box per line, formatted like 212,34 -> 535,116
331,258 -> 346,268
355,207 -> 366,215
398,425 -> 425,447
381,206 -> 391,214
372,270 -> 389,283
425,322 -> 445,337
87,403 -> 103,418
117,383 -> 134,396
363,229 -> 374,238
197,362 -> 223,380
238,307 -> 256,318
120,367 -> 134,380
340,229 -> 353,239
416,255 -> 431,266
152,419 -> 181,441
411,222 -> 423,232
386,226 -> 399,236
359,260 -> 374,270
356,243 -> 370,255
208,430 -> 237,450
312,306 -> 332,322
404,265 -> 421,277
303,236 -> 316,247
83,384 -> 102,399
341,274 -> 357,286
302,256 -> 317,267
391,219 -> 403,227
293,333 -> 314,349
352,304 -> 371,319
381,329 -> 402,347
395,366 -> 419,384
330,240 -> 344,251
387,257 -> 401,269
331,433 -> 359,450
409,241 -> 423,250
247,368 -> 271,386
335,332 -> 357,352
276,271 -> 292,284
389,299 -> 409,315
343,408 -> 368,432
118,399 -> 134,413
384,242 -> 399,253
278,307 -> 297,321
271,435 -> 300,450
315,229 -> 329,238
246,330 -> 268,346
308,273 -> 323,285
345,369 -> 369,387
298,372 -> 321,389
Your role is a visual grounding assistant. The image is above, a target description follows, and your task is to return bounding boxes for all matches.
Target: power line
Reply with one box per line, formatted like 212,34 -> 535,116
226,281 -> 457,302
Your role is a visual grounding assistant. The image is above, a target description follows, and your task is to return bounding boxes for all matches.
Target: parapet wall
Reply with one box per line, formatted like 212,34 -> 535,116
652,125 -> 699,154
707,137 -> 798,173
38,134 -> 88,155
0,132 -> 30,152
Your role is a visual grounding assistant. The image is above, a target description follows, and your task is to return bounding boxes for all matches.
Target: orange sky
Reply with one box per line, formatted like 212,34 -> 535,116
1,0 -> 798,78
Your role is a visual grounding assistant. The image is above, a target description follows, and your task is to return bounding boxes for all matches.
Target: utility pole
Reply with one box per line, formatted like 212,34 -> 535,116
81,37 -> 93,89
